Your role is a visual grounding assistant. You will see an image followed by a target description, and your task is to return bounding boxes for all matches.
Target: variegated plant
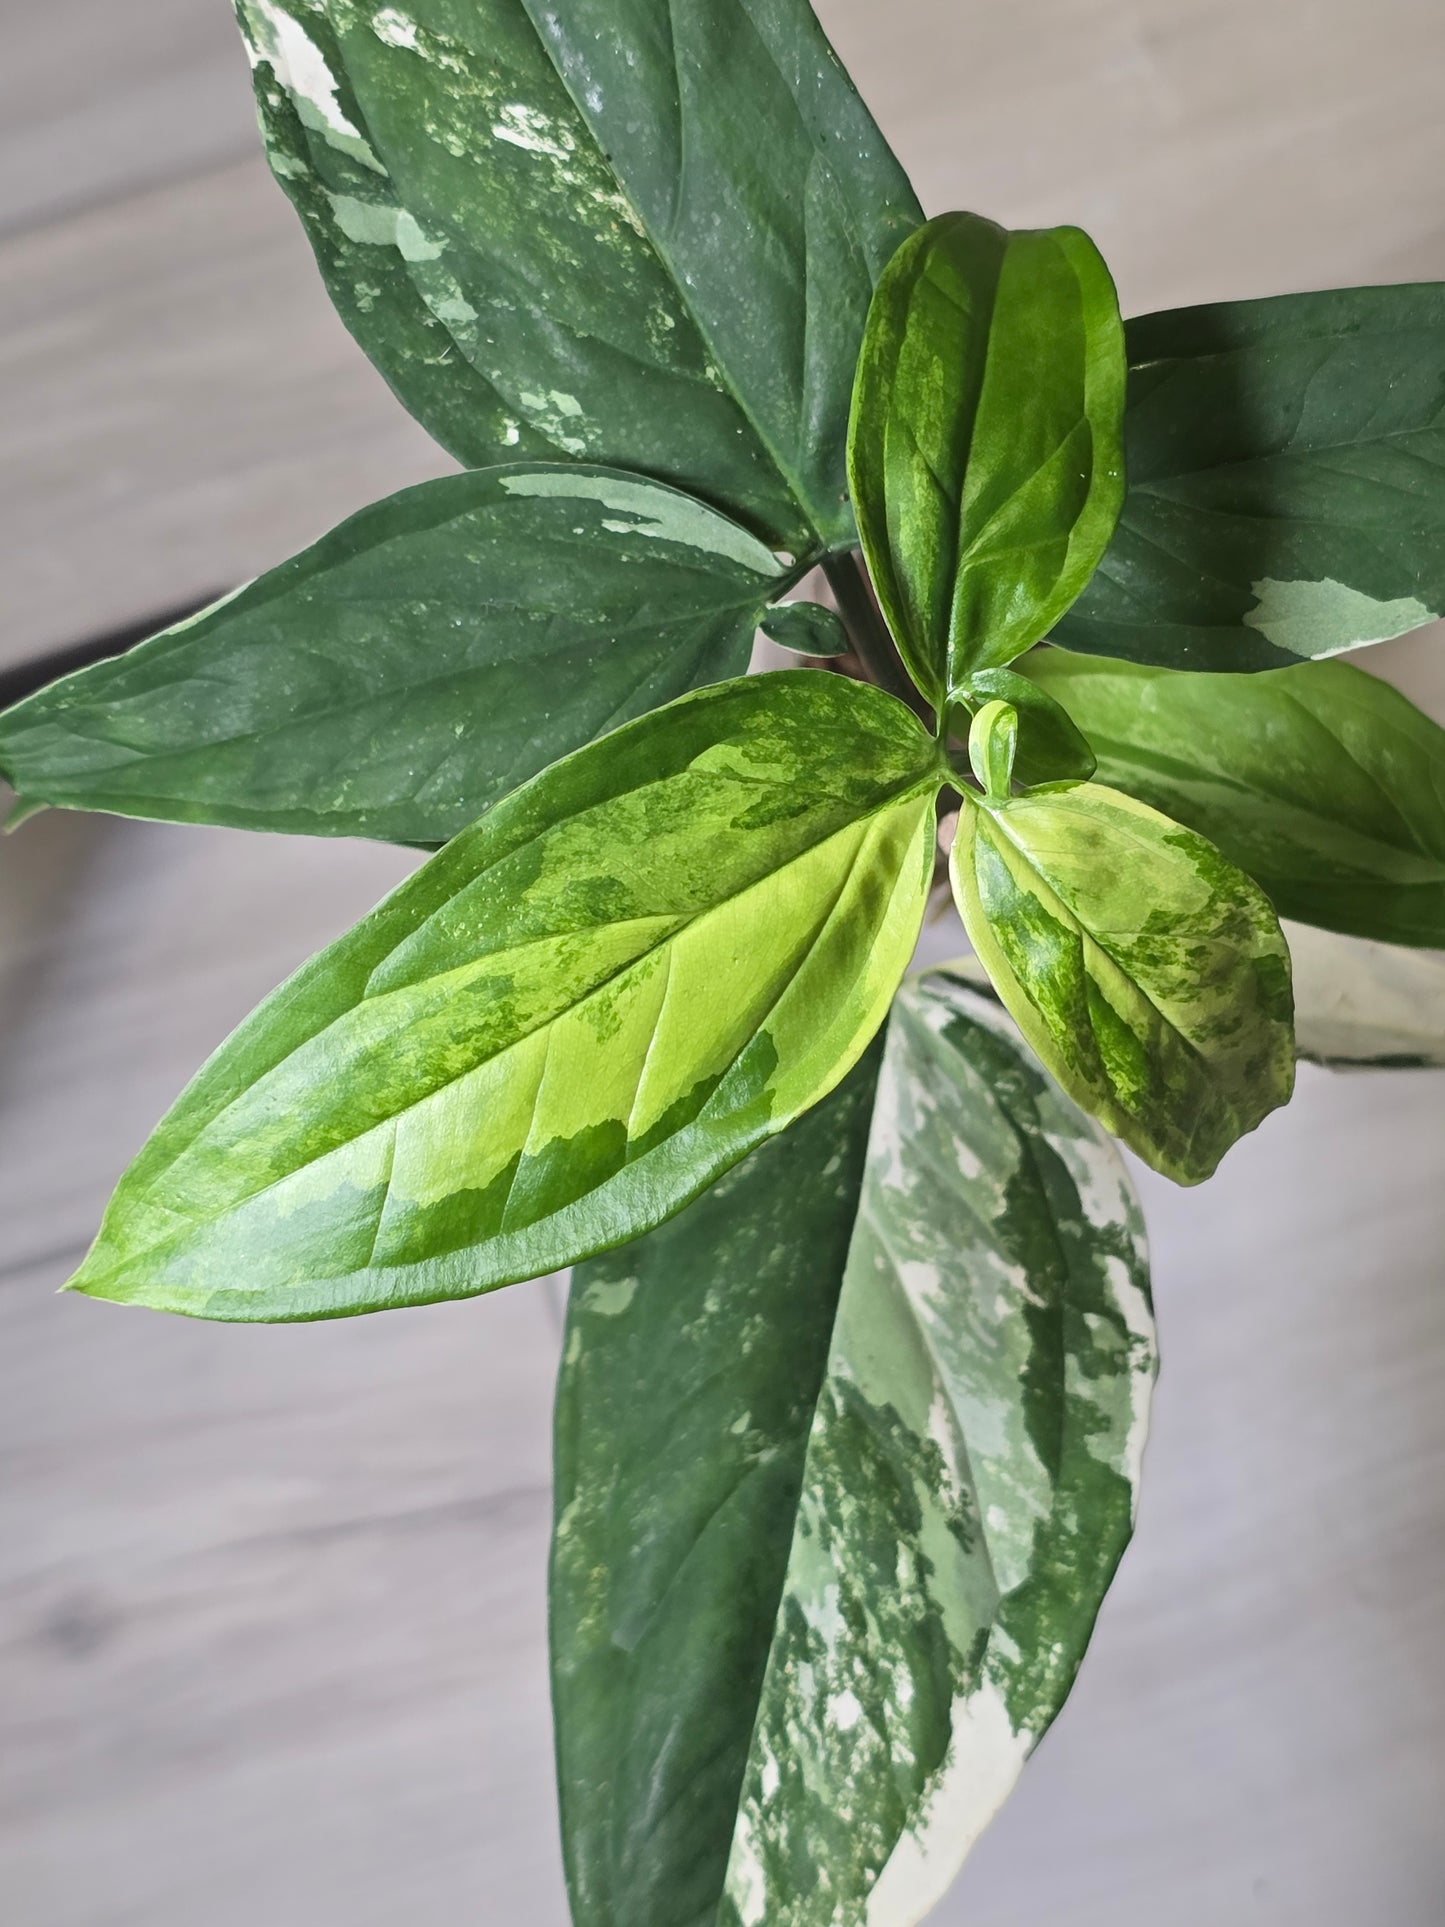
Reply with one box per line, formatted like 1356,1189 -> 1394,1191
5,1 -> 1444,1919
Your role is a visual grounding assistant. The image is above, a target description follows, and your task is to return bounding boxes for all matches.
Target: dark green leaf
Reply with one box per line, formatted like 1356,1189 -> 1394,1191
65,672 -> 939,1321
952,664 -> 1097,785
1057,285 -> 1445,668
758,600 -> 849,657
949,782 -> 1295,1182
0,465 -> 790,845
552,970 -> 1155,1927
1024,649 -> 1445,945
236,0 -> 921,552
848,210 -> 1126,703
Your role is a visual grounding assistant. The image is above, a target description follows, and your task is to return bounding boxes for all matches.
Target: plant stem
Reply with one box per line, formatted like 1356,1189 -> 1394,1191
821,554 -> 931,723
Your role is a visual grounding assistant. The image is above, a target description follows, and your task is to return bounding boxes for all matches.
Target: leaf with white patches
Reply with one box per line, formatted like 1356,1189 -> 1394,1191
1021,650 -> 1445,946
552,970 -> 1156,1927
235,0 -> 921,553
1056,285 -> 1445,668
0,465 -> 795,845
63,672 -> 939,1322
1286,921 -> 1445,1068
949,782 -> 1296,1183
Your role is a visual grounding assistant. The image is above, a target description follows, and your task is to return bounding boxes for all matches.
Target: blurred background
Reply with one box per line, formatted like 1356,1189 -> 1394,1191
2,1 -> 1443,1921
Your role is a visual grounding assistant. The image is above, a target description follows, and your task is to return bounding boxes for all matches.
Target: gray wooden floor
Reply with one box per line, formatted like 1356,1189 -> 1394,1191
2,3 -> 1444,1924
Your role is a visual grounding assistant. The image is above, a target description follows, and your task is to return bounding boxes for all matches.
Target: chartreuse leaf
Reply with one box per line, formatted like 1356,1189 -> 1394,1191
0,466 -> 795,845
552,970 -> 1155,1927
1057,285 -> 1445,668
63,673 -> 939,1322
848,210 -> 1126,704
236,0 -> 920,552
1284,921 -> 1445,1068
1023,650 -> 1445,946
967,699 -> 1019,799
950,782 -> 1295,1181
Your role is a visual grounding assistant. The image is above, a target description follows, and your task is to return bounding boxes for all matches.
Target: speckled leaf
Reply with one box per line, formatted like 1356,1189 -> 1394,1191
1056,285 -> 1445,668
949,783 -> 1295,1182
1021,650 -> 1445,946
1285,921 -> 1445,1068
551,972 -> 1155,1927
0,465 -> 792,845
848,210 -> 1126,704
235,0 -> 921,553
63,673 -> 939,1322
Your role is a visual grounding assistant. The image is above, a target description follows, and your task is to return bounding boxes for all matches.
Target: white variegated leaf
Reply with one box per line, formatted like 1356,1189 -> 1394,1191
720,970 -> 1157,1926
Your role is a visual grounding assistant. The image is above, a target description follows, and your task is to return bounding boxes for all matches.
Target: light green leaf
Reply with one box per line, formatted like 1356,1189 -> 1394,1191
1023,649 -> 1445,946
848,210 -> 1126,704
967,698 -> 1018,798
236,0 -> 921,553
1285,921 -> 1445,1068
758,601 -> 850,658
552,969 -> 1155,1927
1056,285 -> 1445,667
951,664 -> 1097,786
0,466 -> 793,845
949,782 -> 1295,1182
64,673 -> 939,1321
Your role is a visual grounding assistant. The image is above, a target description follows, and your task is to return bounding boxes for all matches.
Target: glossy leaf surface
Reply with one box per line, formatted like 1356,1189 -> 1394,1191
1286,921 -> 1445,1068
1057,285 -> 1445,667
758,601 -> 849,657
65,673 -> 939,1321
849,210 -> 1126,702
950,783 -> 1295,1182
552,970 -> 1155,1927
1024,650 -> 1445,945
952,665 -> 1097,785
0,466 -> 790,844
237,0 -> 921,552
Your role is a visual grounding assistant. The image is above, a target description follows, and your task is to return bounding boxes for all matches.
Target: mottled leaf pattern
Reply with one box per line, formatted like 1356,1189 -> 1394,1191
1022,650 -> 1445,946
236,0 -> 920,551
723,972 -> 1154,1925
64,674 -> 939,1321
950,783 -> 1295,1182
552,972 -> 1155,1927
950,665 -> 1096,786
1057,285 -> 1445,668
1285,921 -> 1445,1068
0,466 -> 792,844
848,210 -> 1126,703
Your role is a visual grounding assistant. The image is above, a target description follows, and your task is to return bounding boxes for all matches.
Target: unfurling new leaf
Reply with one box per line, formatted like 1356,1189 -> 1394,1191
848,209 -> 1126,703
950,782 -> 1296,1182
552,971 -> 1155,1927
64,673 -> 938,1320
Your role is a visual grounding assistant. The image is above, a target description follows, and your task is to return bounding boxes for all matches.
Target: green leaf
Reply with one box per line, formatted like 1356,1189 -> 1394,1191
952,664 -> 1097,785
552,969 -> 1155,1927
1023,650 -> 1445,946
1056,285 -> 1445,668
967,698 -> 1018,798
1285,921 -> 1445,1068
758,600 -> 849,657
848,210 -> 1126,704
0,465 -> 791,845
236,0 -> 921,553
949,782 -> 1295,1182
64,672 -> 939,1321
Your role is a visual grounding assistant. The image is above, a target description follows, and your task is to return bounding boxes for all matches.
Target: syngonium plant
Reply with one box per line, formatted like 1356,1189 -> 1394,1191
5,0 -> 1445,1917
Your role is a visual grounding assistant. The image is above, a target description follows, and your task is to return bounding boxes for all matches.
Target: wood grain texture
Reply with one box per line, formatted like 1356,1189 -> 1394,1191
2,2 -> 1444,1922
